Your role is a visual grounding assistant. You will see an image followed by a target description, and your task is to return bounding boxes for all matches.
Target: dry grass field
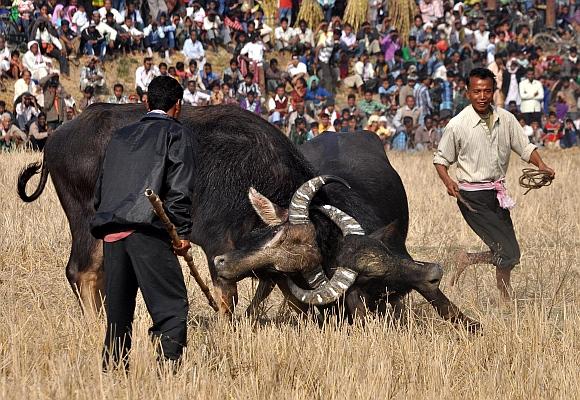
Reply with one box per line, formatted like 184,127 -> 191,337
0,147 -> 579,399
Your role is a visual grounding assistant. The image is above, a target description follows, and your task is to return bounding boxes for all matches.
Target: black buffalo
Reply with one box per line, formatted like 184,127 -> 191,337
214,131 -> 477,328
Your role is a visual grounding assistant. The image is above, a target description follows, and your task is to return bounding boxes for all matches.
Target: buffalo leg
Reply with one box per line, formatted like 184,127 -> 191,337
275,278 -> 314,317
245,279 -> 276,318
76,240 -> 105,314
419,288 -> 481,332
345,288 -> 370,323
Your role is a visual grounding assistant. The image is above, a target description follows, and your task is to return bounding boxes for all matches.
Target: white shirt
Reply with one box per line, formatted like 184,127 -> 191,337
183,89 -> 210,106
287,62 -> 307,77
98,6 -> 124,24
241,42 -> 264,65
182,38 -> 205,60
474,30 -> 490,53
519,78 -> 544,113
135,65 -> 160,90
275,26 -> 295,45
296,27 -> 314,47
340,32 -> 356,47
433,105 -> 536,183
354,61 -> 375,81
72,10 -> 88,31
14,78 -> 37,102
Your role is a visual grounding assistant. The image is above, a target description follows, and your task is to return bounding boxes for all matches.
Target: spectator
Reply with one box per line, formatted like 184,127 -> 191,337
413,115 -> 435,150
264,58 -> 287,94
120,2 -> 144,30
0,37 -> 12,85
274,18 -> 297,54
185,60 -> 205,90
240,90 -> 261,114
28,112 -> 50,151
307,121 -> 319,139
267,84 -> 289,125
392,116 -> 413,151
560,119 -> 578,149
143,20 -> 170,61
72,4 -> 89,32
358,89 -> 387,119
0,112 -> 27,151
318,112 -> 335,132
316,28 -> 340,94
99,0 -> 123,24
279,0 -> 293,26
107,83 -> 129,104
305,77 -> 332,112
209,82 -> 223,105
182,80 -> 209,106
502,60 -> 523,108
223,59 -> 244,93
80,56 -> 105,91
357,22 -> 381,56
30,18 -> 69,76
393,95 -> 421,130
182,31 -> 205,69
200,63 -> 220,90
240,36 -> 266,91
81,21 -> 107,60
23,41 -> 52,81
519,68 -> 543,125
15,93 -> 40,132
238,72 -> 261,101
529,120 -> 544,145
58,20 -> 81,64
287,53 -> 308,84
289,117 -> 311,145
79,85 -> 99,111
91,12 -> 117,58
340,23 -> 358,57
220,82 -> 237,105
542,112 -> 561,147
135,57 -> 159,97
413,75 -> 432,125
14,70 -> 37,103
287,102 -> 315,136
119,16 -> 143,55
295,19 -> 314,48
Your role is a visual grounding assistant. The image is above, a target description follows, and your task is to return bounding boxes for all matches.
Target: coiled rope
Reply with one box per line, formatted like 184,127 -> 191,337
519,168 -> 554,195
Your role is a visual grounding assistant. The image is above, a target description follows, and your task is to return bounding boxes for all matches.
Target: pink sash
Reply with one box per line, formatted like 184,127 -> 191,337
458,179 -> 516,209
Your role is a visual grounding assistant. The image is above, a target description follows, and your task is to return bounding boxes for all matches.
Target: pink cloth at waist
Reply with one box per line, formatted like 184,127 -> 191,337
458,179 -> 516,210
104,230 -> 135,243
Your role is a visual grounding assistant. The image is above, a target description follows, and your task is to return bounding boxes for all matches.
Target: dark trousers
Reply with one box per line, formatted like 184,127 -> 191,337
102,231 -> 188,369
458,190 -> 521,270
523,112 -> 541,126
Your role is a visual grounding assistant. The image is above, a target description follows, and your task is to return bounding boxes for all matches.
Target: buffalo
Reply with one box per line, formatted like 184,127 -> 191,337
18,104 -> 477,329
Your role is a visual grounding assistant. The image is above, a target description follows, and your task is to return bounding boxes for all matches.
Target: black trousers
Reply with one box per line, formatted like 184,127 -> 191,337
102,231 -> 188,368
458,190 -> 521,270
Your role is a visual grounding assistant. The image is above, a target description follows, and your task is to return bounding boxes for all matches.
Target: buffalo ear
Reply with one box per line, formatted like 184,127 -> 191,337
248,187 -> 289,226
370,220 -> 399,250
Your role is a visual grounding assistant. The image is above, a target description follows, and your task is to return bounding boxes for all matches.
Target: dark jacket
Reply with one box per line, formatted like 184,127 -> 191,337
90,113 -> 196,239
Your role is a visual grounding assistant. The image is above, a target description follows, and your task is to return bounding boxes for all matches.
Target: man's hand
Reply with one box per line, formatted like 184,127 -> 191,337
444,178 -> 460,198
173,239 -> 191,257
538,162 -> 555,178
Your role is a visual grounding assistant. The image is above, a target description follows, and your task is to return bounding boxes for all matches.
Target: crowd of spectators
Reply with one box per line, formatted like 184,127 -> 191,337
1,0 -> 579,152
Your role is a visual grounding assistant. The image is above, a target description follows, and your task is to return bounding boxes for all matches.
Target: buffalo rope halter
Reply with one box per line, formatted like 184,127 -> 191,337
519,168 -> 554,195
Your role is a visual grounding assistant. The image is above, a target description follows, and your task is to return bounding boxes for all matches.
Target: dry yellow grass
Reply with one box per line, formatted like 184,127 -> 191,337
0,147 -> 579,399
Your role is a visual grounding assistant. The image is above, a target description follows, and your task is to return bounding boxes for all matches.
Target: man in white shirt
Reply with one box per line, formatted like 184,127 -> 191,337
135,57 -> 159,96
339,23 -> 357,57
0,36 -> 11,76
518,69 -> 544,125
182,80 -> 210,106
98,0 -> 123,24
286,54 -> 307,83
240,36 -> 265,90
119,16 -> 143,54
182,31 -> 205,69
434,67 -> 554,301
295,19 -> 314,48
274,18 -> 297,53
15,93 -> 40,132
473,19 -> 490,54
22,41 -> 52,81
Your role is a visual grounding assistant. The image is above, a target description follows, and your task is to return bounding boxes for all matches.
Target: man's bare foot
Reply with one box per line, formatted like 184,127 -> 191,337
496,268 -> 513,302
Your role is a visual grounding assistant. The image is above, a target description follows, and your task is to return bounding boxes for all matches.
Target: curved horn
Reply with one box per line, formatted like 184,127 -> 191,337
288,175 -> 351,225
317,205 -> 365,236
287,267 -> 358,306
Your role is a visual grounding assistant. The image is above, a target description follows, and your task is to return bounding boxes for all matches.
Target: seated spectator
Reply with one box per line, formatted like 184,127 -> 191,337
0,112 -> 27,151
0,37 -> 13,85
295,19 -> 314,48
28,112 -> 50,151
391,116 -> 413,151
346,94 -> 364,128
307,121 -> 319,140
250,9 -> 272,48
182,31 -> 205,69
286,54 -> 308,84
30,18 -> 69,76
72,4 -> 89,32
223,58 -> 244,93
365,114 -> 380,133
318,112 -> 335,132
209,82 -> 223,105
14,70 -> 37,103
289,76 -> 307,110
203,10 -> 231,53
81,22 -> 107,61
529,120 -> 544,145
340,23 -> 358,58
267,84 -> 289,126
158,62 -> 169,76
80,57 -> 105,92
289,117 -> 311,145
185,60 -> 205,90
99,0 -> 123,24
542,112 -> 562,146
120,2 -> 144,31
274,18 -> 297,54
183,80 -> 210,106
518,115 -> 534,143
79,86 -> 99,111
158,13 -> 176,56
23,41 -> 53,81
322,99 -> 340,125
393,95 -> 421,130
134,57 -> 159,97
560,119 -> 578,149
15,93 -> 40,132
240,90 -> 261,114
264,58 -> 287,94
143,20 -> 170,61
200,63 -> 220,90
358,89 -> 388,119
286,102 -> 315,136
376,115 -> 394,145
355,52 -> 377,92
238,72 -> 261,101
413,115 -> 435,151
90,12 -> 117,58
9,51 -> 23,81
357,22 -> 381,56
58,20 -> 81,64
119,16 -> 143,55
107,83 -> 129,104
220,82 -> 238,105
305,77 -> 332,113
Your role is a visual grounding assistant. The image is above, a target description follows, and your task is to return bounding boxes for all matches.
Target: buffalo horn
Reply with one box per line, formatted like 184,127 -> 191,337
317,205 -> 365,236
286,267 -> 359,306
288,175 -> 351,225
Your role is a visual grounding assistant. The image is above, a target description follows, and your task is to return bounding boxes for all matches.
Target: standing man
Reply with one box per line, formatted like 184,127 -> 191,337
519,68 -> 544,125
91,76 -> 195,370
433,68 -> 554,301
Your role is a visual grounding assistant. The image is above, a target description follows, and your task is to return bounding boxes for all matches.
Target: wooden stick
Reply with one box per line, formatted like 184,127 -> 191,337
145,189 -> 219,312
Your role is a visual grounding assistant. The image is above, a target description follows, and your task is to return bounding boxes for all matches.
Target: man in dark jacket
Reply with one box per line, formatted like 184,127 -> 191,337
90,76 -> 196,370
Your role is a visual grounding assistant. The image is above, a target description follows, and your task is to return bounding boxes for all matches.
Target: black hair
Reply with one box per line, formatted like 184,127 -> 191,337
113,83 -> 124,91
467,68 -> 497,90
280,17 -> 288,24
403,116 -> 413,124
159,62 -> 167,69
147,76 -> 184,111
246,72 -> 254,79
